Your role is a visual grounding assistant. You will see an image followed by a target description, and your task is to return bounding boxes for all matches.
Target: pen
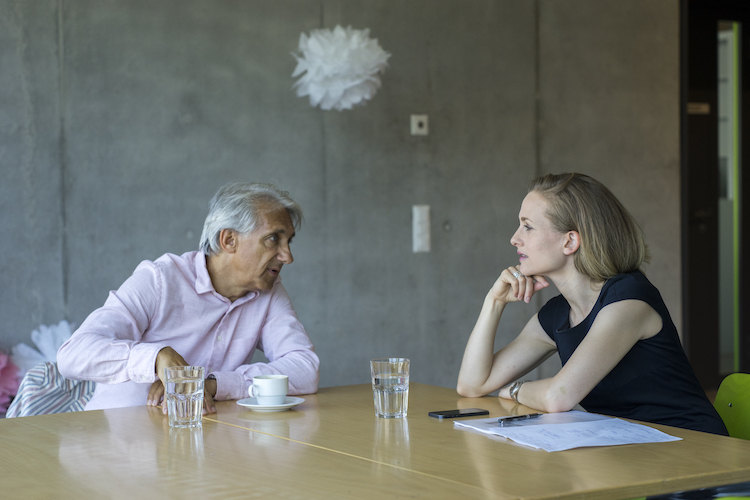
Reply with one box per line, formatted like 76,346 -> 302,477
498,413 -> 542,425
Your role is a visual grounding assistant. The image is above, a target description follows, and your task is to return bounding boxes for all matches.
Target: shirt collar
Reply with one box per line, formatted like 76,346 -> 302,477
195,252 -> 217,295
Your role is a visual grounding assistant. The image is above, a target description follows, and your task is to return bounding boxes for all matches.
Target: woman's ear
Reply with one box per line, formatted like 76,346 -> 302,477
563,231 -> 580,256
218,229 -> 238,253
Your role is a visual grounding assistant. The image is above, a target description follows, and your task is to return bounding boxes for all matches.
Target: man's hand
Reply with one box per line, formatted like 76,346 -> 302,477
204,378 -> 217,414
149,347 -> 217,414
147,379 -> 166,408
148,377 -> 217,414
153,347 -> 189,414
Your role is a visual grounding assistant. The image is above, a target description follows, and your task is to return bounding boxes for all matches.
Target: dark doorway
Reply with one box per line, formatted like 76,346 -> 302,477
682,0 -> 750,389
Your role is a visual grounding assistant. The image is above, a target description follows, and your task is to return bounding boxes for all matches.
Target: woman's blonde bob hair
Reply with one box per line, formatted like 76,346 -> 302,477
530,173 -> 649,282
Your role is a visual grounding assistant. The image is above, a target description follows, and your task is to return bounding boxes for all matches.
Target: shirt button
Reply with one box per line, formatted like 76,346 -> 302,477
218,335 -> 223,341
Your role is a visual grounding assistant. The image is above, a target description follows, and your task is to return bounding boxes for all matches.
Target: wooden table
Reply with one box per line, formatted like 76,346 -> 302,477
2,383 -> 749,499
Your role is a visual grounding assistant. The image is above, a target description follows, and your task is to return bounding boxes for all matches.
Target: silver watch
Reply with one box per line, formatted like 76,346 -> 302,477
509,380 -> 526,404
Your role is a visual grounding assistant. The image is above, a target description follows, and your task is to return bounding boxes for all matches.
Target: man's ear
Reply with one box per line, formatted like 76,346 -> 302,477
563,231 -> 580,256
218,229 -> 238,253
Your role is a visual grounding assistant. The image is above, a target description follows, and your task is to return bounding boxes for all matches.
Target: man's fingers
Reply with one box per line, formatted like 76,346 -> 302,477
155,347 -> 190,381
202,389 -> 216,415
147,380 -> 164,407
154,347 -> 191,415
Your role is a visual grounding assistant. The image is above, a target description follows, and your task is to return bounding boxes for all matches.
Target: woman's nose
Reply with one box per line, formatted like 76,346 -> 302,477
510,230 -> 521,247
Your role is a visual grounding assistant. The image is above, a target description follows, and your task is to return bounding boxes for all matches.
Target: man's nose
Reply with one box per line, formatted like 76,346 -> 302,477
279,243 -> 293,264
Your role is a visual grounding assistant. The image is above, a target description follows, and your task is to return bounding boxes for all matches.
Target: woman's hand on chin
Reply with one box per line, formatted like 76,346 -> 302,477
490,266 -> 549,304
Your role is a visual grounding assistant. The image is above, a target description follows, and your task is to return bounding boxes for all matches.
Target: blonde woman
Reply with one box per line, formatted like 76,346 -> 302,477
457,173 -> 727,435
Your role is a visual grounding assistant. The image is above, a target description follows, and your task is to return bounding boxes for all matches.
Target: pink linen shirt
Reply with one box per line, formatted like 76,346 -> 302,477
57,251 -> 319,410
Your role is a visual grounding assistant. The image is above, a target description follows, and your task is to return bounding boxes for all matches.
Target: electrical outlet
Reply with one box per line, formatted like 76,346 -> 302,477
410,114 -> 429,136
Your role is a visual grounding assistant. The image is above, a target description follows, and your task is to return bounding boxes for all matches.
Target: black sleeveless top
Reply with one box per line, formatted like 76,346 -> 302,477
537,270 -> 728,435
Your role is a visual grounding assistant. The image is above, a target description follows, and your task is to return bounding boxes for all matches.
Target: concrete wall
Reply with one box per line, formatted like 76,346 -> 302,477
1,0 -> 679,390
538,1 -> 682,324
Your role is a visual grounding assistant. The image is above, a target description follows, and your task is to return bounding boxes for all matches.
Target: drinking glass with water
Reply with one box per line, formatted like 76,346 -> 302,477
165,366 -> 205,428
370,358 -> 410,418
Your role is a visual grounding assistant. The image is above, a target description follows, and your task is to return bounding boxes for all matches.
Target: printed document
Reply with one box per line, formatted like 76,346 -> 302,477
454,411 -> 682,452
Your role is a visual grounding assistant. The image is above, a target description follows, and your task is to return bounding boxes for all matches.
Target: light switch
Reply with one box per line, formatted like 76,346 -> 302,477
412,205 -> 431,253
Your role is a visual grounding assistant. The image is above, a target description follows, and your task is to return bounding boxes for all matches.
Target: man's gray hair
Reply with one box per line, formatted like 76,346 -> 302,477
199,182 -> 303,256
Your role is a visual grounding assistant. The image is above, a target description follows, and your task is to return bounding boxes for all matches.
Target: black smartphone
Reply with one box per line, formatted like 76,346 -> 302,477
428,408 -> 489,419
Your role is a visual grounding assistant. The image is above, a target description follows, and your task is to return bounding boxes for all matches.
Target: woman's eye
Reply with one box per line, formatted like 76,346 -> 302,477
524,225 -> 532,231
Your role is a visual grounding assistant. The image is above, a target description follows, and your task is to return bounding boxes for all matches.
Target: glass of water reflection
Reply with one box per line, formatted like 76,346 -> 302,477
370,358 -> 410,418
165,366 -> 205,428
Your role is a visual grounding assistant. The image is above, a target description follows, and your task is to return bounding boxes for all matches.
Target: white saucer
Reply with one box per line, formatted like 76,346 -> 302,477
236,396 -> 305,412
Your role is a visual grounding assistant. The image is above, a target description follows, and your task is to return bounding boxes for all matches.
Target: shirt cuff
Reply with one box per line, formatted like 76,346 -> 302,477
211,371 -> 247,401
127,342 -> 169,384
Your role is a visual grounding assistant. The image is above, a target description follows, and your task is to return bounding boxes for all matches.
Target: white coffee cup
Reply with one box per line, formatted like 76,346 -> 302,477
249,374 -> 289,405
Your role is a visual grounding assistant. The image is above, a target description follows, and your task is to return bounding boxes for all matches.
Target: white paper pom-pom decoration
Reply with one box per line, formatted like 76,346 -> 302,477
292,25 -> 390,111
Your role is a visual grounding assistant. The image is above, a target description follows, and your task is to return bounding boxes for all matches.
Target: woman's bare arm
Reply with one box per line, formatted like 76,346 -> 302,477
497,299 -> 662,412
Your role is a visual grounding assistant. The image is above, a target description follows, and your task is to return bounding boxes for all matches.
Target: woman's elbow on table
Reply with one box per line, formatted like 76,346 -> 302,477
540,385 -> 580,414
456,382 -> 488,399
542,399 -> 576,414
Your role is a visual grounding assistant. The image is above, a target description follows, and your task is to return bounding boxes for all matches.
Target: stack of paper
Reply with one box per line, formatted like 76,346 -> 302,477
454,411 -> 682,452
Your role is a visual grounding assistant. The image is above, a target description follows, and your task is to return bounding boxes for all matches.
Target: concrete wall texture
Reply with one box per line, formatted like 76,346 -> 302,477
1,0 -> 679,390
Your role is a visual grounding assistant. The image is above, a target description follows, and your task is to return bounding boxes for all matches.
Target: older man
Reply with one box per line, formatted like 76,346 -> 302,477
57,182 -> 319,414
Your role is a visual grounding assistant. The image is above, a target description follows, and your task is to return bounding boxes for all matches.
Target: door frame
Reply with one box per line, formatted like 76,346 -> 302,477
681,0 -> 750,388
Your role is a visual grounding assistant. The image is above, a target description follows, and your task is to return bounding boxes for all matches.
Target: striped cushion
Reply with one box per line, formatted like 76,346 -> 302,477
5,362 -> 96,417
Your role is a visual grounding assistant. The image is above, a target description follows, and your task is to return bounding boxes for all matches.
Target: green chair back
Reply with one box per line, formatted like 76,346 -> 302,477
714,373 -> 750,440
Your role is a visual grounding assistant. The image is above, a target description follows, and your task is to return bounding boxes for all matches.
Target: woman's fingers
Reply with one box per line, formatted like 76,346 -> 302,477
533,275 -> 550,292
493,267 -> 548,304
522,275 -> 536,302
508,266 -> 546,303
506,266 -> 526,301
